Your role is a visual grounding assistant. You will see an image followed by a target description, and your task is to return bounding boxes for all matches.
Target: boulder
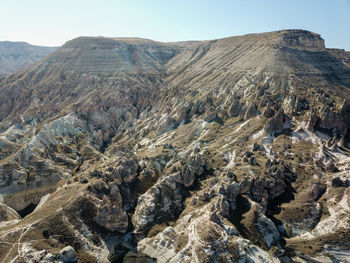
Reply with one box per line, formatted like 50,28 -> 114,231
262,104 -> 274,118
227,99 -> 242,117
93,202 -> 129,233
306,112 -> 318,131
250,175 -> 286,203
88,181 -> 129,233
204,107 -> 217,123
218,181 -> 240,210
111,157 -> 139,184
252,142 -> 261,151
256,214 -> 280,248
244,104 -> 258,120
264,109 -> 288,135
181,155 -> 206,187
311,182 -> 327,201
283,95 -> 309,114
332,175 -> 350,187
182,166 -> 196,187
318,106 -> 346,136
133,174 -> 186,233
59,246 -> 77,263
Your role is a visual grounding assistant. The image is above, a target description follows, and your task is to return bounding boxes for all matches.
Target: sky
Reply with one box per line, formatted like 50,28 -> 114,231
1,0 -> 349,50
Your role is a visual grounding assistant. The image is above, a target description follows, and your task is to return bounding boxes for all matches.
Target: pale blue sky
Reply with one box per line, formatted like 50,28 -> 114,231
1,0 -> 349,49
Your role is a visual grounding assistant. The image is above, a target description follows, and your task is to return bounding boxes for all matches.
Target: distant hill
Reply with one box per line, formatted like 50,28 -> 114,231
0,41 -> 56,77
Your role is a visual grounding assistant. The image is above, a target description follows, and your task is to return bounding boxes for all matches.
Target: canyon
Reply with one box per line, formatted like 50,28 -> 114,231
0,30 -> 349,262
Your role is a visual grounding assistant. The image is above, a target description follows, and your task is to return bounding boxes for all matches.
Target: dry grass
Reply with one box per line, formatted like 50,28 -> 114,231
174,232 -> 189,252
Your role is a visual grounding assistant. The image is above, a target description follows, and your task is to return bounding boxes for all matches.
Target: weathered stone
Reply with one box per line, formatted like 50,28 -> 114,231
264,109 -> 289,135
133,174 -> 186,232
59,246 -> 77,263
332,176 -> 350,187
244,104 -> 259,120
204,107 -> 217,123
262,104 -> 274,118
325,162 -> 338,173
228,99 -> 242,117
1,30 -> 350,263
256,213 -> 280,248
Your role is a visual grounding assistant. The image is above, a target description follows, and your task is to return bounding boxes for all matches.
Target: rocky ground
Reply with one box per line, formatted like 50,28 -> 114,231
0,30 -> 350,262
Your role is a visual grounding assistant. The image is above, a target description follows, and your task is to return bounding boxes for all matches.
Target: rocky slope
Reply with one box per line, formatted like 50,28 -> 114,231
0,30 -> 350,263
0,41 -> 55,77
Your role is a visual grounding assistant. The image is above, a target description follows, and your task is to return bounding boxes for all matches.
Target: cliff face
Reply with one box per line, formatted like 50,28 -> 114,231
278,29 -> 325,50
0,41 -> 55,77
328,48 -> 350,67
0,30 -> 350,263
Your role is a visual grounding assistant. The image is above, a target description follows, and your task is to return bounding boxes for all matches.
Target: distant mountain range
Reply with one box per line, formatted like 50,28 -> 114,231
0,41 -> 56,77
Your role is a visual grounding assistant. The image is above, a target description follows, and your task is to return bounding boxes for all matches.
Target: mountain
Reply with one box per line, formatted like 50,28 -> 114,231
0,41 -> 56,77
0,30 -> 350,263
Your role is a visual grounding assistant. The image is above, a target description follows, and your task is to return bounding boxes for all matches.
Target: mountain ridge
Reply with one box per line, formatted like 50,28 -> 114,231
0,41 -> 56,77
0,29 -> 350,263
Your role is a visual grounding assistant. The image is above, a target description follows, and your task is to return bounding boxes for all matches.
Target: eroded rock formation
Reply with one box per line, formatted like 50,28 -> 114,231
0,30 -> 350,263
